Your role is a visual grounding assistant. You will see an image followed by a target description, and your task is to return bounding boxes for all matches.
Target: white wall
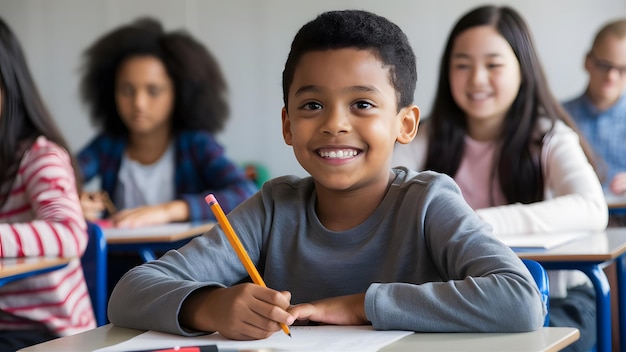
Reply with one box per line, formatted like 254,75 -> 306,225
1,0 -> 625,178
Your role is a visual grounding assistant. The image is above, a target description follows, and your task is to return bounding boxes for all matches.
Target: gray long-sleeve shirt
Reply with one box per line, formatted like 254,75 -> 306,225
108,167 -> 546,335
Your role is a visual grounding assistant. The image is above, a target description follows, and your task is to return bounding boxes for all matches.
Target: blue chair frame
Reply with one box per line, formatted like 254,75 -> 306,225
521,259 -> 550,327
82,221 -> 108,326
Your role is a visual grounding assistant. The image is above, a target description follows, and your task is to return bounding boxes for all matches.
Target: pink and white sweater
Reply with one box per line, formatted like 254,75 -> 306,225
0,136 -> 95,336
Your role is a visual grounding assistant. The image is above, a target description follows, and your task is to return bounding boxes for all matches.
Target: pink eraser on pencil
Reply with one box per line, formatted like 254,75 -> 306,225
205,194 -> 217,205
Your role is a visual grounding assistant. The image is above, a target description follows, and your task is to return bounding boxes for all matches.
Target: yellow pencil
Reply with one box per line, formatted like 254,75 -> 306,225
205,194 -> 292,338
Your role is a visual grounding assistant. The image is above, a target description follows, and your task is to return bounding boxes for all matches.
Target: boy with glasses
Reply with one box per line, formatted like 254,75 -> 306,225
564,19 -> 626,196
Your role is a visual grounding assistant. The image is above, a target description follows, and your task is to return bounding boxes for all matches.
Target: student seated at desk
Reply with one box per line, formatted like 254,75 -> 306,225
392,5 -> 607,352
77,17 -> 258,296
108,9 -> 546,340
563,19 -> 626,233
77,17 -> 257,229
563,19 -> 626,198
0,17 -> 95,350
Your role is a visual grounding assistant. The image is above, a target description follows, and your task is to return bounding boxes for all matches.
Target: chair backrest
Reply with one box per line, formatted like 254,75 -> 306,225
521,259 -> 549,327
82,221 -> 108,326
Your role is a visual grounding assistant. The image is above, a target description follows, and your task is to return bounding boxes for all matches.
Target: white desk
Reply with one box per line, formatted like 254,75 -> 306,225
515,228 -> 626,352
19,324 -> 579,352
381,327 -> 579,352
104,222 -> 215,261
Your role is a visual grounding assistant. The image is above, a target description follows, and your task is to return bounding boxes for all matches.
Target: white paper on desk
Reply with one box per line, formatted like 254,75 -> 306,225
104,223 -> 198,239
499,231 -> 587,250
94,325 -> 413,352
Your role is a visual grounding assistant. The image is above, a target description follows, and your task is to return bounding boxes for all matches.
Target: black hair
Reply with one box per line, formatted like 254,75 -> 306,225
424,5 -> 600,205
80,17 -> 229,136
282,9 -> 416,111
0,16 -> 80,205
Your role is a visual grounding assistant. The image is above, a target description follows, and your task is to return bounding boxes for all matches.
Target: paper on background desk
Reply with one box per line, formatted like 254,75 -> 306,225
499,231 -> 588,250
605,192 -> 626,207
104,222 -> 206,239
93,326 -> 413,352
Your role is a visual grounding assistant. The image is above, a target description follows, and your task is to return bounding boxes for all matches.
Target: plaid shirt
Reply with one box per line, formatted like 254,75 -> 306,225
78,130 -> 257,221
564,92 -> 626,188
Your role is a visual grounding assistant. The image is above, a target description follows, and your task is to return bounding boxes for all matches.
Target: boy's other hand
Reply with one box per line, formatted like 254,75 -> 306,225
179,284 -> 294,340
288,293 -> 368,326
610,172 -> 626,195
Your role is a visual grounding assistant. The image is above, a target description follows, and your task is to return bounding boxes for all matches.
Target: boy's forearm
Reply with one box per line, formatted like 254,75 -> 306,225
179,286 -> 220,333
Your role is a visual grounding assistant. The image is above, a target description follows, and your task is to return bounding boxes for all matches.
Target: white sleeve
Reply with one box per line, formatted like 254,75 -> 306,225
476,121 -> 608,236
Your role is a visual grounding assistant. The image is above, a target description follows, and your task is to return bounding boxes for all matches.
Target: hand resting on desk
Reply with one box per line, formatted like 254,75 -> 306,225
288,293 -> 368,327
109,200 -> 190,228
80,192 -> 107,221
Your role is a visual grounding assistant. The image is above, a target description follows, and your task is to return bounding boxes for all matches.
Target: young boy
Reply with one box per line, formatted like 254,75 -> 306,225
108,9 -> 545,340
563,19 -> 626,196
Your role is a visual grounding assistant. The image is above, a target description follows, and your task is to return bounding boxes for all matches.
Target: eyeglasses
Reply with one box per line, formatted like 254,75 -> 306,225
588,53 -> 626,76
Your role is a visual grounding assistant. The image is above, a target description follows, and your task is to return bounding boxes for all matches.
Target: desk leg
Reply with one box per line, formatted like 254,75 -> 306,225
617,255 -> 625,352
540,262 -> 612,352
579,265 -> 611,352
138,248 -> 157,262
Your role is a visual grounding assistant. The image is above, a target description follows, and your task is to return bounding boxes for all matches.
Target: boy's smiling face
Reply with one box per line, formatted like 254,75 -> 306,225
282,48 -> 418,193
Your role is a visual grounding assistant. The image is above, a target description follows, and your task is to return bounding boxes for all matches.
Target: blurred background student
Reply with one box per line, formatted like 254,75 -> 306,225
76,17 -> 257,297
392,5 -> 607,351
77,17 -> 257,229
563,19 -> 626,198
0,16 -> 94,350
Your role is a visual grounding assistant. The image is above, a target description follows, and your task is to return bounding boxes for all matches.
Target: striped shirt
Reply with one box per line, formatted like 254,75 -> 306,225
0,136 -> 95,336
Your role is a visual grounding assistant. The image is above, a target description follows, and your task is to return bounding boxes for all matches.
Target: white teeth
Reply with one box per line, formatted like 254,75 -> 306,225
319,149 -> 358,159
469,92 -> 490,100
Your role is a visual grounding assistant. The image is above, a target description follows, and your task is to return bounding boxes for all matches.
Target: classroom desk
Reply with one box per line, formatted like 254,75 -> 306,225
105,222 -> 215,262
516,228 -> 626,352
19,324 -> 579,352
381,327 -> 579,352
0,257 -> 72,287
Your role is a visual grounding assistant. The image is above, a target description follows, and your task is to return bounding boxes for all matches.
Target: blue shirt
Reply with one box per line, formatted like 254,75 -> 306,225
563,92 -> 626,188
78,130 -> 258,221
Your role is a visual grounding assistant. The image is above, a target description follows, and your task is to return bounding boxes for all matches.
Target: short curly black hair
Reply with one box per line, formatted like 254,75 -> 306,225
282,10 -> 417,111
80,17 -> 229,136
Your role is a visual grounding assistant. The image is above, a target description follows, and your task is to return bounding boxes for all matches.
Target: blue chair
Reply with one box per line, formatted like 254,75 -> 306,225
522,259 -> 550,327
82,221 -> 108,326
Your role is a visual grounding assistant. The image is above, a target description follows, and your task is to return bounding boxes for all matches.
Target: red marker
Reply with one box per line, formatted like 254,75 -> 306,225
128,345 -> 224,352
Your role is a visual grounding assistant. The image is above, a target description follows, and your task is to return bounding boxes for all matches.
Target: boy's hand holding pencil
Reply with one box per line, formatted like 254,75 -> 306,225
180,283 -> 294,340
177,194 -> 295,340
